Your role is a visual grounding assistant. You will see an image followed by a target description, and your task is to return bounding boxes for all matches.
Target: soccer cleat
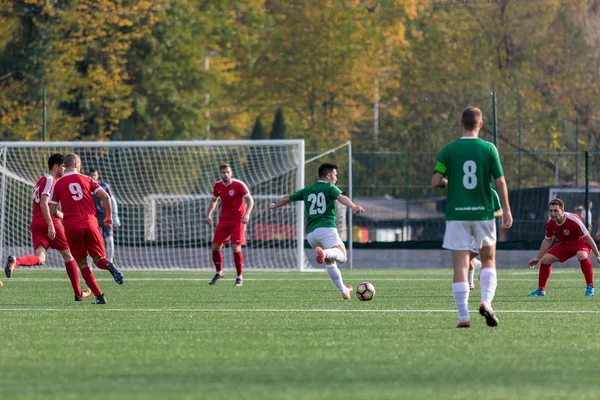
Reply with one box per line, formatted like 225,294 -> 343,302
469,284 -> 475,290
315,247 -> 325,264
479,303 -> 499,327
456,320 -> 471,328
585,285 -> 595,297
107,261 -> 124,285
342,285 -> 353,300
528,287 -> 546,297
74,288 -> 92,302
235,278 -> 243,287
91,294 -> 107,305
209,272 -> 224,285
5,255 -> 16,278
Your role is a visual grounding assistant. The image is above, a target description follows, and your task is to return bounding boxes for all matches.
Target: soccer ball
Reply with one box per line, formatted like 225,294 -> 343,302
356,282 -> 375,301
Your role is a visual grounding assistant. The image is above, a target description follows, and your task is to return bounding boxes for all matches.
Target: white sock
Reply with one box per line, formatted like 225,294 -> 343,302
326,263 -> 346,293
468,269 -> 475,286
105,236 -> 114,261
324,248 -> 345,262
452,282 -> 470,321
237,275 -> 243,279
480,268 -> 497,305
472,258 -> 482,271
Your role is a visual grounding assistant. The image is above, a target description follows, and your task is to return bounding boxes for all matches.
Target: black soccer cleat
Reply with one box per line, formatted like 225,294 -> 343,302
91,294 -> 107,305
235,278 -> 243,287
479,303 -> 499,327
107,261 -> 124,285
209,272 -> 224,285
5,255 -> 16,278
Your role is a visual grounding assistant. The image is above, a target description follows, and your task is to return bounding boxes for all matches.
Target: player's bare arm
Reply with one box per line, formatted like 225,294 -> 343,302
431,172 -> 447,189
529,237 -> 553,268
269,196 -> 291,212
96,189 -> 113,226
495,176 -> 513,229
242,195 -> 254,224
40,194 -> 56,240
494,209 -> 504,218
205,197 -> 218,224
583,234 -> 600,264
336,194 -> 365,215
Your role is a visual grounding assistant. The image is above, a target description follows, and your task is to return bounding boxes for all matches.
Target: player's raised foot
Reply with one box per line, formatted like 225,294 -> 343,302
342,285 -> 353,300
585,285 -> 595,297
528,287 -> 546,297
91,294 -> 107,305
106,261 -> 124,285
479,303 -> 499,327
235,277 -> 243,287
74,288 -> 92,302
5,255 -> 16,278
209,272 -> 224,285
456,320 -> 471,328
315,247 -> 325,264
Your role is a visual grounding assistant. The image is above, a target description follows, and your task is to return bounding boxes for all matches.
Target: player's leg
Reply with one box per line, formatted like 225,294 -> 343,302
209,223 -> 229,285
443,221 -> 473,327
468,241 -> 479,290
576,247 -> 595,296
231,223 -> 247,286
88,225 -> 123,285
307,229 -> 352,300
77,258 -> 106,304
473,220 -> 499,327
6,221 -> 50,277
102,225 -> 115,262
529,243 -> 567,296
66,227 -> 105,303
51,221 -> 89,300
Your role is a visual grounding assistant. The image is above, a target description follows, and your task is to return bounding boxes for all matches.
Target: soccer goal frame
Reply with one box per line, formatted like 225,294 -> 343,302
0,140 -> 308,271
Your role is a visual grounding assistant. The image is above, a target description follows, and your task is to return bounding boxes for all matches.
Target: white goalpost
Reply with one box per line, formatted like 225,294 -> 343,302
0,140 -> 310,270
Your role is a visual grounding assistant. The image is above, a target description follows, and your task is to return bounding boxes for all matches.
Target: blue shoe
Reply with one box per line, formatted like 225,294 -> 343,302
585,285 -> 595,297
107,261 -> 124,285
528,288 -> 546,297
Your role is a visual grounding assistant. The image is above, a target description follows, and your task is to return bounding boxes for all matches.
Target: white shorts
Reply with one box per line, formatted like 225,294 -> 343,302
470,238 -> 479,255
306,227 -> 344,250
443,220 -> 496,251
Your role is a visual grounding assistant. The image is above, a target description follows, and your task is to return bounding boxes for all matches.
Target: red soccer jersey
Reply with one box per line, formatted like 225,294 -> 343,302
32,174 -> 59,221
50,171 -> 101,228
212,179 -> 250,222
545,212 -> 589,244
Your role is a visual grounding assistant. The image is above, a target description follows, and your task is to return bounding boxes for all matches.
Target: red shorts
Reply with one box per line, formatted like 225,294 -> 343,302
548,241 -> 592,263
65,222 -> 106,260
213,220 -> 246,245
30,218 -> 69,251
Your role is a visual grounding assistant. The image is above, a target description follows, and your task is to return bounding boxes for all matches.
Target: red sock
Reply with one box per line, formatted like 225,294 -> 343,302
234,251 -> 243,276
212,251 -> 223,272
81,267 -> 102,296
65,260 -> 81,297
579,258 -> 594,287
539,263 -> 552,291
95,258 -> 109,270
16,255 -> 41,266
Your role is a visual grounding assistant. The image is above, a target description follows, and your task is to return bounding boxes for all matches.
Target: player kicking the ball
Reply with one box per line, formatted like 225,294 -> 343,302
205,164 -> 254,287
269,163 -> 365,300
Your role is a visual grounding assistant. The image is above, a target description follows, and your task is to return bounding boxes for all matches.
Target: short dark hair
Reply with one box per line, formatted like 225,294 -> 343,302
47,154 -> 65,171
549,198 -> 564,211
88,167 -> 99,175
461,106 -> 482,130
318,163 -> 337,179
219,163 -> 231,171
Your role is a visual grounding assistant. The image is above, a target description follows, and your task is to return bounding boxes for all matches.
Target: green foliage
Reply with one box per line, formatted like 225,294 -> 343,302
269,107 -> 286,139
250,116 -> 266,139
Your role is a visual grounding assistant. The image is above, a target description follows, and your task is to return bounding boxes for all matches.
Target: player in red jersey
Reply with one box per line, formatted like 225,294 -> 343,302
205,164 -> 254,287
5,154 -> 91,301
49,153 -> 124,304
528,198 -> 600,297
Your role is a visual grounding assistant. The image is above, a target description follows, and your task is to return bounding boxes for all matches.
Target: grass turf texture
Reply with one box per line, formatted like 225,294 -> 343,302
1,269 -> 600,400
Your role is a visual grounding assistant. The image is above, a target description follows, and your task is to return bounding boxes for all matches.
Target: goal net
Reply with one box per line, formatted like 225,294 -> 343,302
0,140 -> 310,270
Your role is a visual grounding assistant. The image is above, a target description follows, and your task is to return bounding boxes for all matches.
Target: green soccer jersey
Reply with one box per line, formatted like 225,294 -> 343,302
434,137 -> 504,221
289,181 -> 343,234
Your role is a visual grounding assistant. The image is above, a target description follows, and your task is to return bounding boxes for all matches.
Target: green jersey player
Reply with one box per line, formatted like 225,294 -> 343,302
269,163 -> 365,300
432,106 -> 513,329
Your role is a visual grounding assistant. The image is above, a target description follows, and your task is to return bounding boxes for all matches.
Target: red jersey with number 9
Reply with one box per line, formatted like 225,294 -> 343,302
50,171 -> 101,228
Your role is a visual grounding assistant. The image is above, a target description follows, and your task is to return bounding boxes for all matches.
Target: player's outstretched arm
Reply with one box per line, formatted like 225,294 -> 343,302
336,194 -> 365,215
528,237 -> 553,268
96,189 -> 113,226
242,195 -> 255,224
205,197 -> 218,224
269,196 -> 291,212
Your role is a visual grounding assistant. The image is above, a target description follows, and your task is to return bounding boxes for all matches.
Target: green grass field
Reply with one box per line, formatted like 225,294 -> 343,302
1,268 -> 600,400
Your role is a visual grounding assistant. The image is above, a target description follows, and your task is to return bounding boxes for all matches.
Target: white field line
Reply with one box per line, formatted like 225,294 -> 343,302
0,308 -> 599,314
